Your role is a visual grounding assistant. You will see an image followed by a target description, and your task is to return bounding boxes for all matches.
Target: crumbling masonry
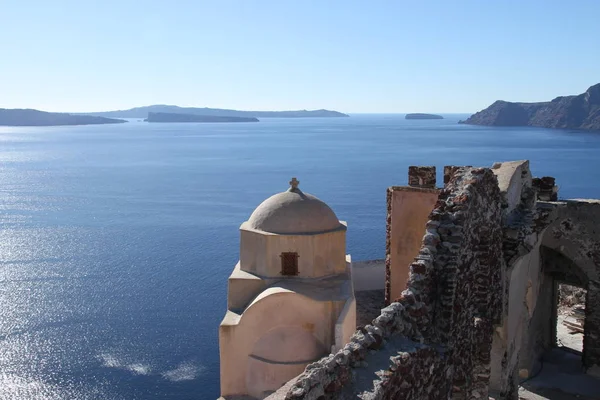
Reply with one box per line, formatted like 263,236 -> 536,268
275,160 -> 600,400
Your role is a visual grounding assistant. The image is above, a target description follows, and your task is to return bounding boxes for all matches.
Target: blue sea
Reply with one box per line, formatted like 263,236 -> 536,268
1,114 -> 600,400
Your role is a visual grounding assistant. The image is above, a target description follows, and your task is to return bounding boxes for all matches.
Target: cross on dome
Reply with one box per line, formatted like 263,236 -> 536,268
289,177 -> 300,190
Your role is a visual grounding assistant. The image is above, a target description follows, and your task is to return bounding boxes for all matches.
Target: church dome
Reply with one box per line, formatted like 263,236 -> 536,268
246,178 -> 343,234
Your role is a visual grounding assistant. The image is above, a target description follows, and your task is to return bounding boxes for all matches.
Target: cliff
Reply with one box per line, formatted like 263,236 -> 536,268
146,112 -> 258,123
405,113 -> 443,120
460,83 -> 600,130
83,105 -> 349,119
0,109 -> 126,126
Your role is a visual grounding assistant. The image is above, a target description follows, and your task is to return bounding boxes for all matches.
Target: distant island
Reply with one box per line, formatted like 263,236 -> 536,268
460,83 -> 600,131
81,105 -> 349,119
146,112 -> 259,123
405,113 -> 443,120
0,108 -> 126,127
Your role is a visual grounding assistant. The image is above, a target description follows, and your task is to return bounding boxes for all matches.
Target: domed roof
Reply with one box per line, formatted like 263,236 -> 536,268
246,178 -> 343,234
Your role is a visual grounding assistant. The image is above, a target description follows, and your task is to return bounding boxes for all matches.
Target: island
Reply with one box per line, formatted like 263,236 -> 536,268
0,109 -> 127,127
81,105 -> 349,119
145,112 -> 259,123
405,113 -> 443,120
459,83 -> 600,131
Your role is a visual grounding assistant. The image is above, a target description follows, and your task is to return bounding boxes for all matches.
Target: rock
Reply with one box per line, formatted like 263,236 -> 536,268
460,83 -> 600,131
81,105 -> 350,119
405,113 -> 444,120
145,112 -> 259,123
0,108 -> 126,126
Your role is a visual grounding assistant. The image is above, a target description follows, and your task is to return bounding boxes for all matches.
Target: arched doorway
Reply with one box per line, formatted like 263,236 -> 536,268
541,247 -> 588,357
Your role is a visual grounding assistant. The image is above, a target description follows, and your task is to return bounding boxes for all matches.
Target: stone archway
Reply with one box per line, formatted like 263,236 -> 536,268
520,199 -> 600,380
517,245 -> 591,373
539,224 -> 600,374
490,199 -> 600,398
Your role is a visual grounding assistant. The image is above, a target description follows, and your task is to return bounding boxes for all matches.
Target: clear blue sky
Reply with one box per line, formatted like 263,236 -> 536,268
1,0 -> 599,113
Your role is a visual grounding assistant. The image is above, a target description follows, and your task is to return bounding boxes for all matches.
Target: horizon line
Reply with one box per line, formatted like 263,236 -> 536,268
0,106 -> 475,115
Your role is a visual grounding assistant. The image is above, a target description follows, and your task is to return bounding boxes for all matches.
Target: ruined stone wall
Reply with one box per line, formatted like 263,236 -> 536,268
539,200 -> 600,376
427,167 -> 503,398
487,160 -> 538,398
407,166 -> 436,188
283,167 -> 503,400
488,161 -> 600,398
235,161 -> 600,400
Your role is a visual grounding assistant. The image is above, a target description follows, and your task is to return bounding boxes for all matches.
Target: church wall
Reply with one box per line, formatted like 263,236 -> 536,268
334,297 -> 356,353
239,228 -> 269,275
239,228 -> 346,278
220,290 -> 339,397
251,326 -> 327,362
310,228 -> 347,277
227,262 -> 267,311
247,328 -> 328,398
247,359 -> 311,399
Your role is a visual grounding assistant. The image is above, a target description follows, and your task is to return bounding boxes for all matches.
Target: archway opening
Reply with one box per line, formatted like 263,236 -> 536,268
541,246 -> 589,369
555,282 -> 586,354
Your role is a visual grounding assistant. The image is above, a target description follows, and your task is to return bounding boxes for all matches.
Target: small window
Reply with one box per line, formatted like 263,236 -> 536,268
280,252 -> 299,276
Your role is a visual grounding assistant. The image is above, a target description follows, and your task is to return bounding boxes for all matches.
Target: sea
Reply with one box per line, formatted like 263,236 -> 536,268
1,114 -> 600,400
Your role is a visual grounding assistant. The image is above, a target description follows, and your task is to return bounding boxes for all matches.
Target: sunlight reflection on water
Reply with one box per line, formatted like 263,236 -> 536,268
1,116 -> 600,398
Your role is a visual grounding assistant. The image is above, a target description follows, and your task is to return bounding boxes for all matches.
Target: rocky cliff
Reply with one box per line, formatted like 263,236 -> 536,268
0,109 -> 126,126
146,112 -> 258,123
460,83 -> 600,130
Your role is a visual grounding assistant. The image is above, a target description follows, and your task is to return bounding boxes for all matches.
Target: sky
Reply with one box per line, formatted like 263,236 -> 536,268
1,0 -> 599,113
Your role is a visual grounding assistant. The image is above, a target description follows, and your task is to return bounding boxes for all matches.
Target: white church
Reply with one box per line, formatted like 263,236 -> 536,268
219,178 -> 356,399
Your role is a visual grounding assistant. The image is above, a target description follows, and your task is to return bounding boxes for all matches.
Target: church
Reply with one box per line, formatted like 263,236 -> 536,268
218,178 -> 356,399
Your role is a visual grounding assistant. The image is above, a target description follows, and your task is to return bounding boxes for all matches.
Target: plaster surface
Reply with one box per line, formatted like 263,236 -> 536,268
219,180 -> 355,399
492,160 -> 532,215
386,186 -> 439,302
239,224 -> 347,278
246,184 -> 344,235
220,287 -> 349,397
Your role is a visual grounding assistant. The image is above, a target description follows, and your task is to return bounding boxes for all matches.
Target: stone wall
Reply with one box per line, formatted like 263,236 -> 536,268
426,167 -> 503,398
487,160 -> 537,398
531,176 -> 558,201
487,162 -> 600,397
538,200 -> 600,376
282,167 -> 503,400
408,166 -> 436,188
257,161 -> 600,400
